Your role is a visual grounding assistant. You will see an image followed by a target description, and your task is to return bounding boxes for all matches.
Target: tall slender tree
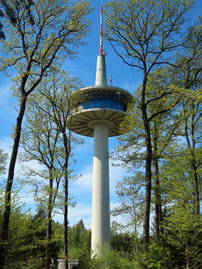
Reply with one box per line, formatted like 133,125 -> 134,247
113,68 -> 183,240
0,0 -> 91,267
177,19 -> 202,214
26,74 -> 83,269
105,0 -> 193,246
20,94 -> 65,269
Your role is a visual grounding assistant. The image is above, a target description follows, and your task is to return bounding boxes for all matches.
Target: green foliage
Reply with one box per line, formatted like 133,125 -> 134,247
111,230 -> 133,253
145,243 -> 171,269
74,246 -> 92,269
0,1 -> 91,266
105,0 -> 193,70
0,205 -> 45,268
106,0 -> 201,249
0,0 -> 34,26
0,0 -> 92,76
64,220 -> 92,268
91,245 -> 136,269
0,205 -> 63,269
68,220 -> 91,257
162,204 -> 202,268
160,146 -> 201,206
111,175 -> 144,233
0,149 -> 8,175
19,72 -> 82,211
134,242 -> 171,269
0,0 -> 34,40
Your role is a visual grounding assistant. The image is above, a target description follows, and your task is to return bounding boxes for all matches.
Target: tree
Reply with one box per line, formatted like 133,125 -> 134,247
113,71 -> 183,242
21,98 -> 64,269
162,203 -> 202,268
176,19 -> 202,214
68,219 -> 91,268
111,175 -> 144,235
0,0 -> 91,267
0,190 -> 50,268
112,68 -> 184,242
144,68 -> 185,238
105,0 -> 193,246
21,74 -> 82,269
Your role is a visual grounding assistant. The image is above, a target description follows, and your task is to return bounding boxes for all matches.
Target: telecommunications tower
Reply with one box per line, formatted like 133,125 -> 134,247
68,0 -> 132,256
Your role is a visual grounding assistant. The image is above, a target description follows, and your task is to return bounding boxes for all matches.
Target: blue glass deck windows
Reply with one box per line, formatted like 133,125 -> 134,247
80,93 -> 127,112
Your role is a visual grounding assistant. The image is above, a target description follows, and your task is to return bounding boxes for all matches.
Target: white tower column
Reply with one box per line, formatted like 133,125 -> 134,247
91,123 -> 110,256
95,55 -> 107,86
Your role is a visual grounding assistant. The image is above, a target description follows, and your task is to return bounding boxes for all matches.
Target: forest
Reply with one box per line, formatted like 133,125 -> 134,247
0,0 -> 202,268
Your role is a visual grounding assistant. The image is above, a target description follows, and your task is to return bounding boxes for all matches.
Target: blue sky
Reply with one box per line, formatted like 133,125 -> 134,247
0,0 -> 201,229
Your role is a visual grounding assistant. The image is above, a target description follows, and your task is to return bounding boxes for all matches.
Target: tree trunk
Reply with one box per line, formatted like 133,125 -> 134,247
64,171 -> 68,269
63,133 -> 69,269
191,111 -> 200,215
184,111 -> 200,215
191,161 -> 200,215
141,87 -> 152,246
142,133 -> 152,246
153,122 -> 162,239
45,170 -> 53,269
154,153 -> 162,238
0,95 -> 27,269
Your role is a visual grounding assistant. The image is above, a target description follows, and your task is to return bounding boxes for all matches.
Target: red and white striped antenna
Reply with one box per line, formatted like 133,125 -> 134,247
100,0 -> 103,55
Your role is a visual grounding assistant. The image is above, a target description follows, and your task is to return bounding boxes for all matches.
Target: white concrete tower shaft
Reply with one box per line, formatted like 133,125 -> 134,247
91,123 -> 110,255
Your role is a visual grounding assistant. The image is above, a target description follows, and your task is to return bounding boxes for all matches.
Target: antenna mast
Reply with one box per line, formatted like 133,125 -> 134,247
100,0 -> 103,55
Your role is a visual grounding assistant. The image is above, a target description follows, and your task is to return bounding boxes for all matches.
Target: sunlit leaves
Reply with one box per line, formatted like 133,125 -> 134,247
0,0 -> 91,90
105,0 -> 193,70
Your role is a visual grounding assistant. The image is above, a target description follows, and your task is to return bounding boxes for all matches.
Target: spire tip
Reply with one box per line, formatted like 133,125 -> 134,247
100,0 -> 103,55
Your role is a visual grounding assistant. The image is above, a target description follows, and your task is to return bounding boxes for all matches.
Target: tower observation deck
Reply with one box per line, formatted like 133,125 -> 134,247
69,56 -> 132,137
68,1 -> 133,257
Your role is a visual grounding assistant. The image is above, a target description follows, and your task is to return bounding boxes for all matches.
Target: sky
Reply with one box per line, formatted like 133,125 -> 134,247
0,0 -> 201,230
